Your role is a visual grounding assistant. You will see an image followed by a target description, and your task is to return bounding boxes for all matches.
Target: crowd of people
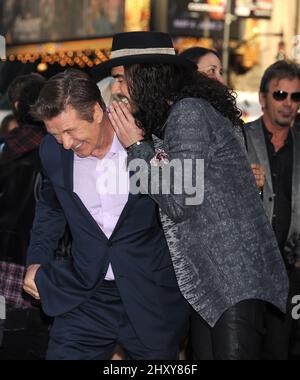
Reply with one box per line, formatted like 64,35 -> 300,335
0,31 -> 300,360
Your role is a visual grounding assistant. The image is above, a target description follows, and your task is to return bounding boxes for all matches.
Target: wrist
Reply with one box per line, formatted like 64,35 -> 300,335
126,139 -> 145,151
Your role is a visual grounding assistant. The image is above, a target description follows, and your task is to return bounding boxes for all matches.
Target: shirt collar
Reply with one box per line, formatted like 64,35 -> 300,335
109,133 -> 126,155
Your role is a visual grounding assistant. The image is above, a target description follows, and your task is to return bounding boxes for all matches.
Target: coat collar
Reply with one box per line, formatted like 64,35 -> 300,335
289,128 -> 300,237
248,118 -> 273,192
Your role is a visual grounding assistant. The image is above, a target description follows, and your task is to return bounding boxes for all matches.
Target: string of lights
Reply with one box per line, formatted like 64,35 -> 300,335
5,48 -> 111,72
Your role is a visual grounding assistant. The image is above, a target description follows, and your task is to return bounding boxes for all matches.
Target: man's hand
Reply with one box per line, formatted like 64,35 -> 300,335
23,265 -> 41,300
251,164 -> 266,189
108,101 -> 144,149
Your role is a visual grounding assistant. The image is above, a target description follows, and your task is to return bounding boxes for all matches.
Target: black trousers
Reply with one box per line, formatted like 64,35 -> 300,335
190,300 -> 266,360
47,281 -> 180,360
262,267 -> 300,360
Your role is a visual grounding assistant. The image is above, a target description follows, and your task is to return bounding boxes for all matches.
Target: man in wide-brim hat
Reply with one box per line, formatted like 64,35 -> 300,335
99,31 -> 289,360
92,31 -> 195,81
92,31 -> 196,116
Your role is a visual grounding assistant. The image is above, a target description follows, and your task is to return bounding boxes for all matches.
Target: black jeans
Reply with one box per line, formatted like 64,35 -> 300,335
0,308 -> 51,360
191,300 -> 266,360
262,267 -> 300,360
290,268 -> 300,360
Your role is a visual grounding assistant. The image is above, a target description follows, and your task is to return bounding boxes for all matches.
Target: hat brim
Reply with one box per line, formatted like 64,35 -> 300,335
91,54 -> 197,82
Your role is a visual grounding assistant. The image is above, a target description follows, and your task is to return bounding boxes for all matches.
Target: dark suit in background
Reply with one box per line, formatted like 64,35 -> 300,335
246,118 -> 300,360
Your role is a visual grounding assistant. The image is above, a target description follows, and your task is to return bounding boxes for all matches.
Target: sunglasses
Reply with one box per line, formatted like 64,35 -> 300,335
272,91 -> 300,103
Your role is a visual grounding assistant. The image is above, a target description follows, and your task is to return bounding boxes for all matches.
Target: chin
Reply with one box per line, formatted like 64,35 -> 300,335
277,122 -> 291,128
75,150 -> 89,158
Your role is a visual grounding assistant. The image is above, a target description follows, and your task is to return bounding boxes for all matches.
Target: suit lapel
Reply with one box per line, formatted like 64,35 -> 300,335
61,147 -> 74,191
109,172 -> 139,241
289,128 -> 300,238
110,135 -> 161,239
250,120 -> 273,192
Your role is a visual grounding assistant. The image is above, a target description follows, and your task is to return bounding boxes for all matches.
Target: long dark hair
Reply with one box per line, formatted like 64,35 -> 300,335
125,63 -> 243,139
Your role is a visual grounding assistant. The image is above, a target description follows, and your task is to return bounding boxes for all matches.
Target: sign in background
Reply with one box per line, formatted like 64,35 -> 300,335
0,296 -> 5,320
235,0 -> 273,19
168,0 -> 226,38
168,0 -> 273,37
0,0 -> 125,45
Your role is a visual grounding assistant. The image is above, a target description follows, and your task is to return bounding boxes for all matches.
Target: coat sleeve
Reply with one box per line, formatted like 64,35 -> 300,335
127,98 -> 216,222
26,145 -> 67,267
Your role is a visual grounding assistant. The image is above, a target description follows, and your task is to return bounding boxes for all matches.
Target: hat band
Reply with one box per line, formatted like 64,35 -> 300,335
111,47 -> 176,59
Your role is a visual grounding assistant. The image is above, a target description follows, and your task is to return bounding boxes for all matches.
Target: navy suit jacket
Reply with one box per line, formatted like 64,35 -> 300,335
27,135 -> 189,350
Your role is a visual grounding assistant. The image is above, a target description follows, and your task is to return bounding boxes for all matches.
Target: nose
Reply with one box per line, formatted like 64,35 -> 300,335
111,81 -> 123,98
61,134 -> 73,150
216,72 -> 224,85
283,95 -> 293,107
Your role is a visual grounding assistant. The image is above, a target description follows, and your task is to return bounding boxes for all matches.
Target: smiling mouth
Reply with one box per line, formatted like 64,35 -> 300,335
120,98 -> 129,105
112,94 -> 130,105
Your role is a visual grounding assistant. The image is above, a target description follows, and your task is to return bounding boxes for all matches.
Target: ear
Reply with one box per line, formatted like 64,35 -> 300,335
93,103 -> 103,124
259,92 -> 267,111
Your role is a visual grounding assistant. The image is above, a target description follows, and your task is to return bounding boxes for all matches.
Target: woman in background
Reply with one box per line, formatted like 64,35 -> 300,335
180,46 -> 266,191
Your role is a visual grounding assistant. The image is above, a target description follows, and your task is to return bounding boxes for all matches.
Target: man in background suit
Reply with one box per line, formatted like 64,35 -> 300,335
245,60 -> 300,360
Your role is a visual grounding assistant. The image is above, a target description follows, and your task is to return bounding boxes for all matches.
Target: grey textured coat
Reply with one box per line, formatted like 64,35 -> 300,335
245,117 -> 300,241
127,98 -> 289,327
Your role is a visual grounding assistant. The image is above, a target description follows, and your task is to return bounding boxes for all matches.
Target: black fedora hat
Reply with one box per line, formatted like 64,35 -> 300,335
92,31 -> 197,81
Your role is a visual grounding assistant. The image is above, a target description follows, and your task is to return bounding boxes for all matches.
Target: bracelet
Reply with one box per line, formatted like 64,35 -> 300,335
126,140 -> 145,151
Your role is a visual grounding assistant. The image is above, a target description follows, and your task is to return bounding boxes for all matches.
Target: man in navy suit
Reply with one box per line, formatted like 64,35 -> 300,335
23,69 -> 189,360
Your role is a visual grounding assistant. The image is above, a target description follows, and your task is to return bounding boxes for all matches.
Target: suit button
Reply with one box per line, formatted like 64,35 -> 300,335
107,242 -> 113,247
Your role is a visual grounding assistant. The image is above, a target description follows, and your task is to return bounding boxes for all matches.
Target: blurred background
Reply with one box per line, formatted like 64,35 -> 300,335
0,0 -> 300,122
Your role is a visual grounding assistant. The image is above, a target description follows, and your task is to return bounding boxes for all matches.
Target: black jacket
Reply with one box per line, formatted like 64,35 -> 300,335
0,149 -> 42,265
